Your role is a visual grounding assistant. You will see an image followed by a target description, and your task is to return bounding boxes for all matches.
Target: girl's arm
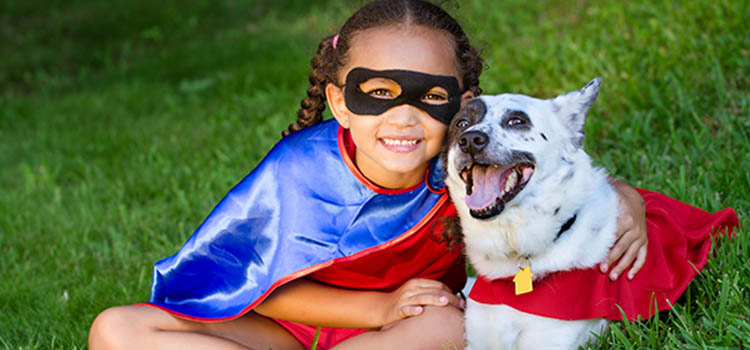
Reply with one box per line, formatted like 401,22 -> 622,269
254,277 -> 463,329
601,177 -> 648,280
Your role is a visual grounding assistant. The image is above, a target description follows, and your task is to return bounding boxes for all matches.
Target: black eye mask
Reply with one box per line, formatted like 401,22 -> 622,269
343,67 -> 462,124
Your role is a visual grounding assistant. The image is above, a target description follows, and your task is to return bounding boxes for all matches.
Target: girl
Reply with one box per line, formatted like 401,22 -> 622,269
89,1 -> 653,349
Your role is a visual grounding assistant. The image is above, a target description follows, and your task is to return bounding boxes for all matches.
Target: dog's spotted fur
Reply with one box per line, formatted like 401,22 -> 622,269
444,78 -> 619,349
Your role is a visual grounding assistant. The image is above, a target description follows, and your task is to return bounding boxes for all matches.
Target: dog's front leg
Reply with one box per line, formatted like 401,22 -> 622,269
465,300 -> 520,350
514,316 -> 608,350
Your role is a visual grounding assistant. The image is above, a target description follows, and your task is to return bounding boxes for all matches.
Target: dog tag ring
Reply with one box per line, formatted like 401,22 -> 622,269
514,256 -> 533,295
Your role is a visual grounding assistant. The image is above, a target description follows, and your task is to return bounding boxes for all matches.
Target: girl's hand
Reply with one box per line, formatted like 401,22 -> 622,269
379,278 -> 464,325
600,179 -> 648,281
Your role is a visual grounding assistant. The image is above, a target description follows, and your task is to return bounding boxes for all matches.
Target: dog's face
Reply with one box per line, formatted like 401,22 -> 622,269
443,78 -> 601,220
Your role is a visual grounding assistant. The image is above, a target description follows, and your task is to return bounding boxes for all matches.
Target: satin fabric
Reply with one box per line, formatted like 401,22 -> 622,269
143,119 -> 460,321
469,189 -> 740,321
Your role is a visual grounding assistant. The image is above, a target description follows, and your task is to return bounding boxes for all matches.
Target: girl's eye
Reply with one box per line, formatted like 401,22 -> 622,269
368,89 -> 393,99
455,119 -> 469,129
424,93 -> 447,100
422,93 -> 448,105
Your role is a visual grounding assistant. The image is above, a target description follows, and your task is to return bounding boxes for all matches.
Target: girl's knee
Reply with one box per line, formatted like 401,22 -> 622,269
89,305 -> 155,349
420,305 -> 464,340
392,306 -> 465,349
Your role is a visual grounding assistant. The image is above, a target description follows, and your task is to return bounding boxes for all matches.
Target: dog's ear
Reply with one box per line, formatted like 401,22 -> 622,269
551,78 -> 602,147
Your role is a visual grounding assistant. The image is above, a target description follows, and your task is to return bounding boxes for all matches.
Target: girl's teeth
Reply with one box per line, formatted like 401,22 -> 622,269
382,138 -> 418,146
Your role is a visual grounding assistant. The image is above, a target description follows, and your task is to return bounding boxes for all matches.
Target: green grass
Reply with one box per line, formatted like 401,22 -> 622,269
1,0 -> 747,348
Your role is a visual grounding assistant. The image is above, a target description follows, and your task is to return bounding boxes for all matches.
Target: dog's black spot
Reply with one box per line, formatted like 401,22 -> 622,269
552,103 -> 561,113
560,168 -> 575,182
590,222 -> 604,235
554,207 -> 560,215
463,99 -> 487,124
506,151 -> 536,165
440,98 -> 487,170
569,113 -> 587,148
501,110 -> 532,131
540,133 -> 547,141
554,214 -> 578,242
447,99 -> 486,140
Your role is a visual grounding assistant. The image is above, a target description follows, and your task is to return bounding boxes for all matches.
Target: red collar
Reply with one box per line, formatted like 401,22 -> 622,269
469,266 -> 657,321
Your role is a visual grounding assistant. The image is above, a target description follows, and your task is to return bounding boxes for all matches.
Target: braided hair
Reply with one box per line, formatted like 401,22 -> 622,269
283,0 -> 484,136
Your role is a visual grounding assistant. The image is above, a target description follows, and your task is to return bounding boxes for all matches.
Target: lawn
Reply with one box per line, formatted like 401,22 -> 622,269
1,0 -> 747,348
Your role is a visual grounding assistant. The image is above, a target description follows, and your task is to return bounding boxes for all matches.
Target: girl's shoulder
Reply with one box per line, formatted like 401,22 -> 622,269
277,119 -> 339,148
266,119 -> 340,165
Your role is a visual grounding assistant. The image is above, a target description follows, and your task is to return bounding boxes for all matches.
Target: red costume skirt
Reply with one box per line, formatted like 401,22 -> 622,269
272,318 -> 366,350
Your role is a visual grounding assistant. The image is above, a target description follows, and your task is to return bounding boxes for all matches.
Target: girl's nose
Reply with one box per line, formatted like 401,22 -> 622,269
384,104 -> 422,127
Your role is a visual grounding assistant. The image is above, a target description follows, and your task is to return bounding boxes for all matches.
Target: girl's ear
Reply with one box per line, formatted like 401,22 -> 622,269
460,90 -> 476,108
326,83 -> 350,129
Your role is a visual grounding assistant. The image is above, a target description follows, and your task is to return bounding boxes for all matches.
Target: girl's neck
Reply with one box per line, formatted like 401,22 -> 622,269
354,150 -> 427,190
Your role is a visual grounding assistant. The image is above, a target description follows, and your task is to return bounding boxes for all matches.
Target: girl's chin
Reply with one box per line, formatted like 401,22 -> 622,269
377,162 -> 429,179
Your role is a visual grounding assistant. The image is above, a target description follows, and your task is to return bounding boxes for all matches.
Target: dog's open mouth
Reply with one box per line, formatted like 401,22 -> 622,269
460,162 -> 535,219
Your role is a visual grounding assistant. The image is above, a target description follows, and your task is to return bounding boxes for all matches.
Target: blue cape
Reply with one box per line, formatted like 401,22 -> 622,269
147,119 -> 448,321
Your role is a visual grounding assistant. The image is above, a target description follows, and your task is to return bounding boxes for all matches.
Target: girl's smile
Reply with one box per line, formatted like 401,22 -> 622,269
327,26 -> 474,189
379,136 -> 420,151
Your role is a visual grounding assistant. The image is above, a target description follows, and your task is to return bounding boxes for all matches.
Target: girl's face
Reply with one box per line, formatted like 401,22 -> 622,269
327,26 -> 474,189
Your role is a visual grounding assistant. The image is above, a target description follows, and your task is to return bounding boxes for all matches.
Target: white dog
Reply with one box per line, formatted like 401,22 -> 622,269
444,78 -> 618,349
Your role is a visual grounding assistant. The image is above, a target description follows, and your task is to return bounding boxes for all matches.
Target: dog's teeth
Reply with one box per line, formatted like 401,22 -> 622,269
505,171 -> 517,192
465,165 -> 474,195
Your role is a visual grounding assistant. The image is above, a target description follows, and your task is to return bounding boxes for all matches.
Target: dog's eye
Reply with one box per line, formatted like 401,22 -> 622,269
507,118 -> 526,127
502,111 -> 531,130
455,119 -> 469,129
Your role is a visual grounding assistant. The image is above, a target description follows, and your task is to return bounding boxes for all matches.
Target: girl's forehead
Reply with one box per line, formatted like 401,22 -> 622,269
342,26 -> 460,82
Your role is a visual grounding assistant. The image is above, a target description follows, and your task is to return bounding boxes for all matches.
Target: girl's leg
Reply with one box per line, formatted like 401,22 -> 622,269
89,304 -> 304,350
332,305 -> 465,350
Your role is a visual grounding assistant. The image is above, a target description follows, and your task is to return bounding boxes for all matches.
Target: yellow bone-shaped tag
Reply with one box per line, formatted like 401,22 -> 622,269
513,266 -> 533,295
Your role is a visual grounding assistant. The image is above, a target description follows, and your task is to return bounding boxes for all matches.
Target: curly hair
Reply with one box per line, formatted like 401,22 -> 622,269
282,0 -> 484,136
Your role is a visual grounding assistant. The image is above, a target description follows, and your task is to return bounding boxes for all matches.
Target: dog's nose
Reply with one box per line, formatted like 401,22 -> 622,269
459,130 -> 489,155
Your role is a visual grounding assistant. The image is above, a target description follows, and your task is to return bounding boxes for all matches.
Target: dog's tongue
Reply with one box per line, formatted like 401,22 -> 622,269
466,166 -> 506,210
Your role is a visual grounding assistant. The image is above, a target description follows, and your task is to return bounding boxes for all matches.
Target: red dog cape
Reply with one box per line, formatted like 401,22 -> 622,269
142,120 -> 465,322
469,189 -> 739,321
